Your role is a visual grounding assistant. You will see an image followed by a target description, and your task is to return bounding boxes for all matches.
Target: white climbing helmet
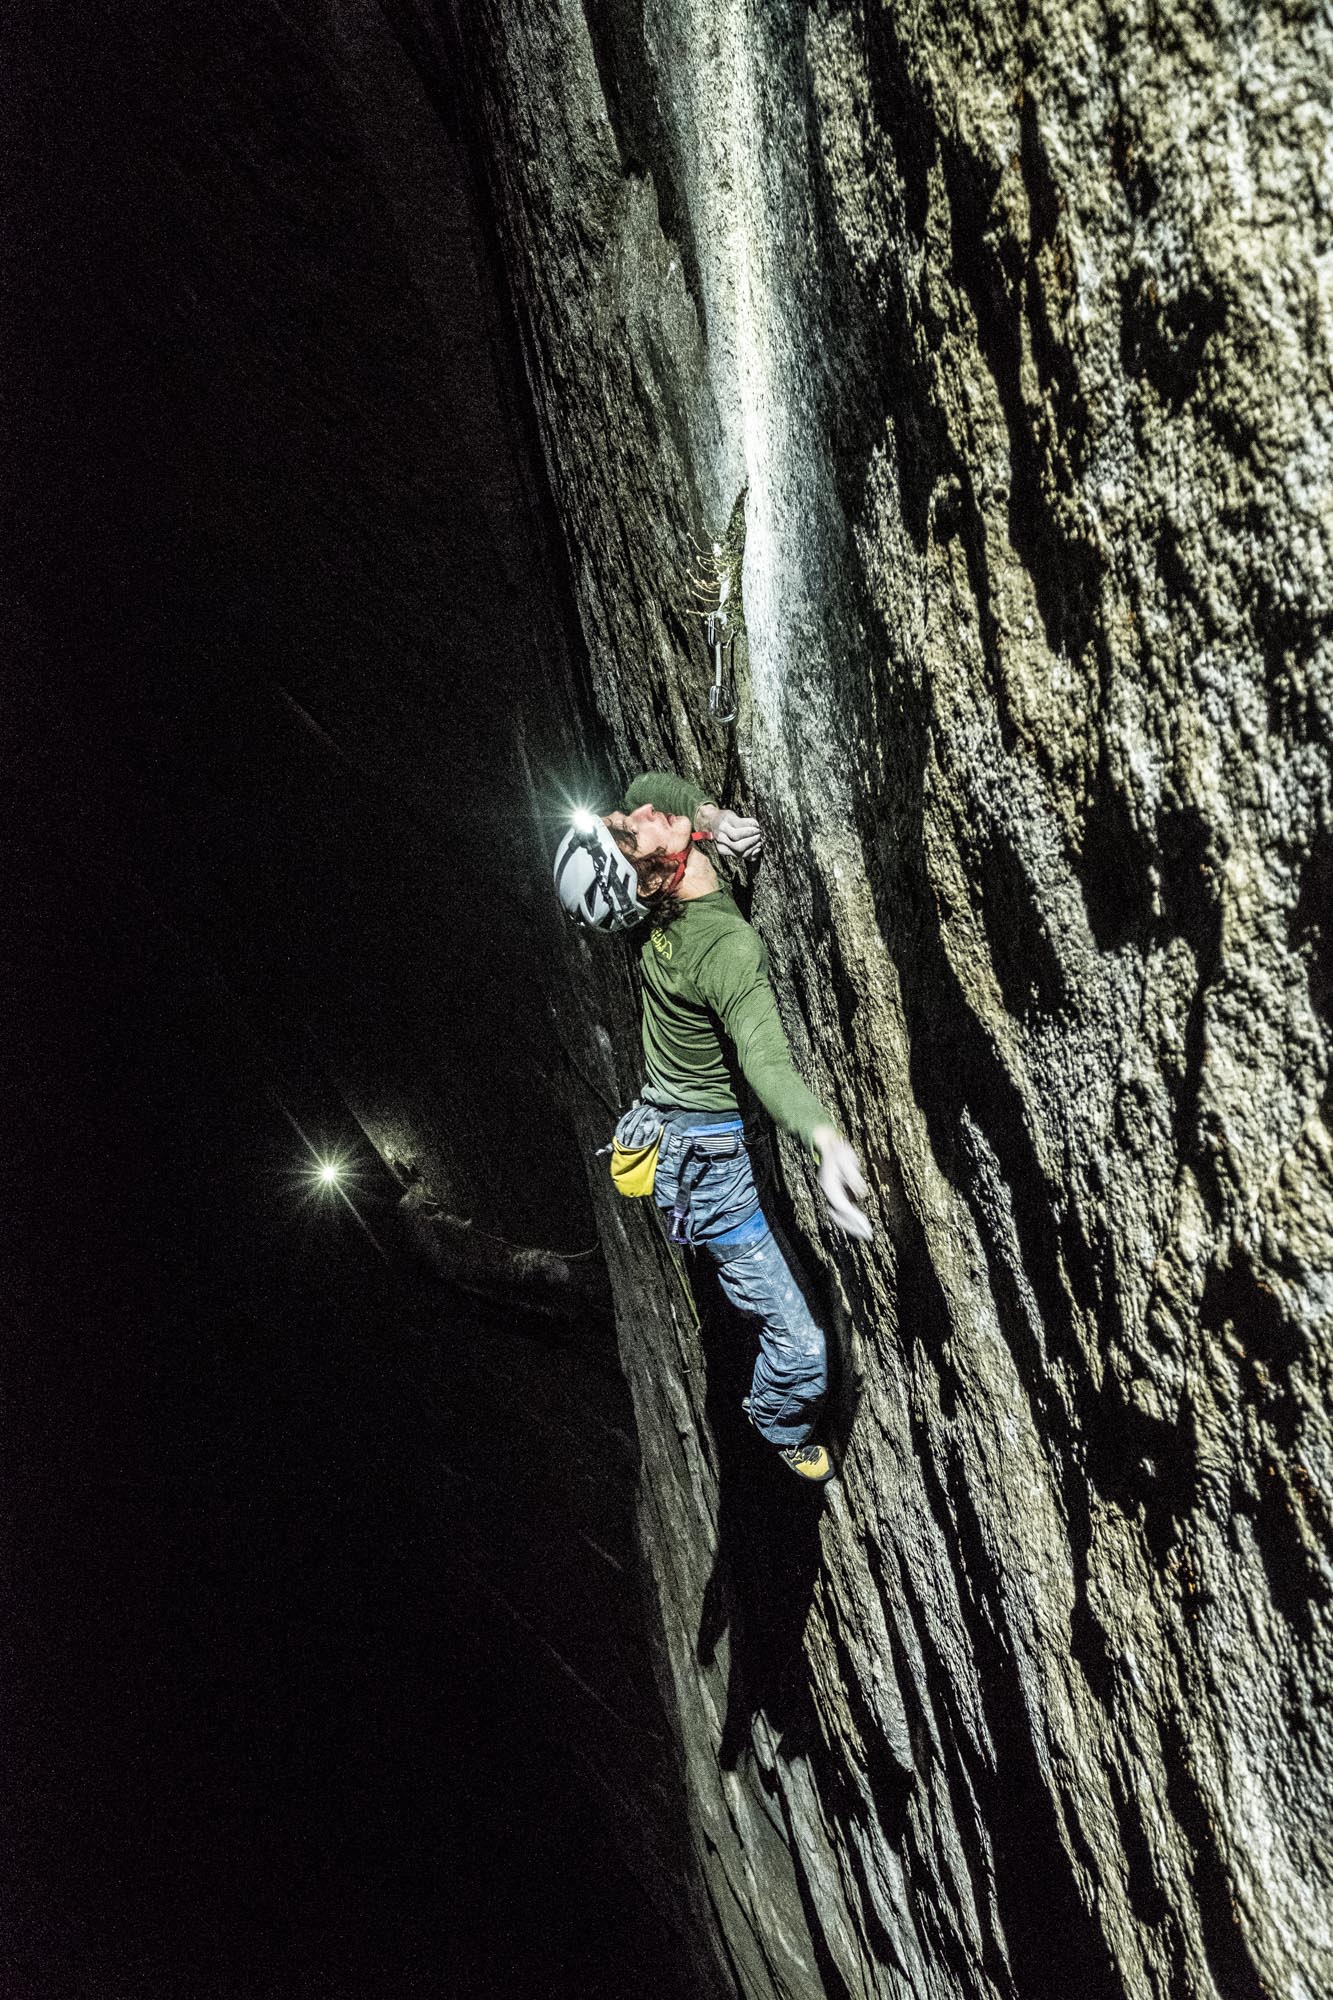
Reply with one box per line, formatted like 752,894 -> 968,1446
553,811 -> 647,933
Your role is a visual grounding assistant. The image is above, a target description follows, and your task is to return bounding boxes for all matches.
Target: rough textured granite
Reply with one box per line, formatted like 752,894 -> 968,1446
443,3 -> 1333,1996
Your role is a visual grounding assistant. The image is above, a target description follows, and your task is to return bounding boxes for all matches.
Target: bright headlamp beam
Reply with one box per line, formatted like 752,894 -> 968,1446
571,808 -> 599,835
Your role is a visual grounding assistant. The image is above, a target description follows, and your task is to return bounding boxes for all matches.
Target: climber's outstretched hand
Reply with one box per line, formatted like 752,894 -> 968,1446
812,1125 -> 873,1242
697,801 -> 764,860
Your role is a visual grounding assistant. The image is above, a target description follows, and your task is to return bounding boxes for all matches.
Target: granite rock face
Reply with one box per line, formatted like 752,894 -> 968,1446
446,4 -> 1333,1996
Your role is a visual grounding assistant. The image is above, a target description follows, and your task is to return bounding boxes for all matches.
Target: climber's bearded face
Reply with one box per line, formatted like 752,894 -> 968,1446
602,804 -> 692,861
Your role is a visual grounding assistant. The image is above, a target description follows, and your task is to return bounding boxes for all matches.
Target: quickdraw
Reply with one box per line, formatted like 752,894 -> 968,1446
666,1126 -> 743,1245
681,487 -> 747,731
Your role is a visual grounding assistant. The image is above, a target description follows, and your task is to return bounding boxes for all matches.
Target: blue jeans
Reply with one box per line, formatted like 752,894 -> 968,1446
650,1112 -> 828,1448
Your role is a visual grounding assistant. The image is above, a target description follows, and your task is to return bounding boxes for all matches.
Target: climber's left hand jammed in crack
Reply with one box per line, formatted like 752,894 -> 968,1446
553,772 -> 872,1485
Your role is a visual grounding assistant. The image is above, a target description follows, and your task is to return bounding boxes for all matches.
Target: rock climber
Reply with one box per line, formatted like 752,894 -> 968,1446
552,772 -> 872,1483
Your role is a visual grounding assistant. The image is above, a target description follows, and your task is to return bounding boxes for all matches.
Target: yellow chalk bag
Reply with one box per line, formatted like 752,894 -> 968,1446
609,1134 -> 662,1198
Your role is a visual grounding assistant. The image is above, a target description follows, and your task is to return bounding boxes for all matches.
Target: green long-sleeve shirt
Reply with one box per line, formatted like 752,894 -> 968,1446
621,772 -> 833,1150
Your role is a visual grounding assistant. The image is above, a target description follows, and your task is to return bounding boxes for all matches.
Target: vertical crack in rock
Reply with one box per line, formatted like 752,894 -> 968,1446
440,2 -> 1333,1995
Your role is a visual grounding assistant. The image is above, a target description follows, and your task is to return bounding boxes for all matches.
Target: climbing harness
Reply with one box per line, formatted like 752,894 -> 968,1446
605,1105 -> 747,1236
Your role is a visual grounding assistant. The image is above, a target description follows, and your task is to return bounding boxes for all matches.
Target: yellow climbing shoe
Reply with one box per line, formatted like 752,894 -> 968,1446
778,1441 -> 835,1483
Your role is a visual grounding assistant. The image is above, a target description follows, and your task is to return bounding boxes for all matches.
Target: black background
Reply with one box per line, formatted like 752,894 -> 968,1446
5,3 -> 679,1992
